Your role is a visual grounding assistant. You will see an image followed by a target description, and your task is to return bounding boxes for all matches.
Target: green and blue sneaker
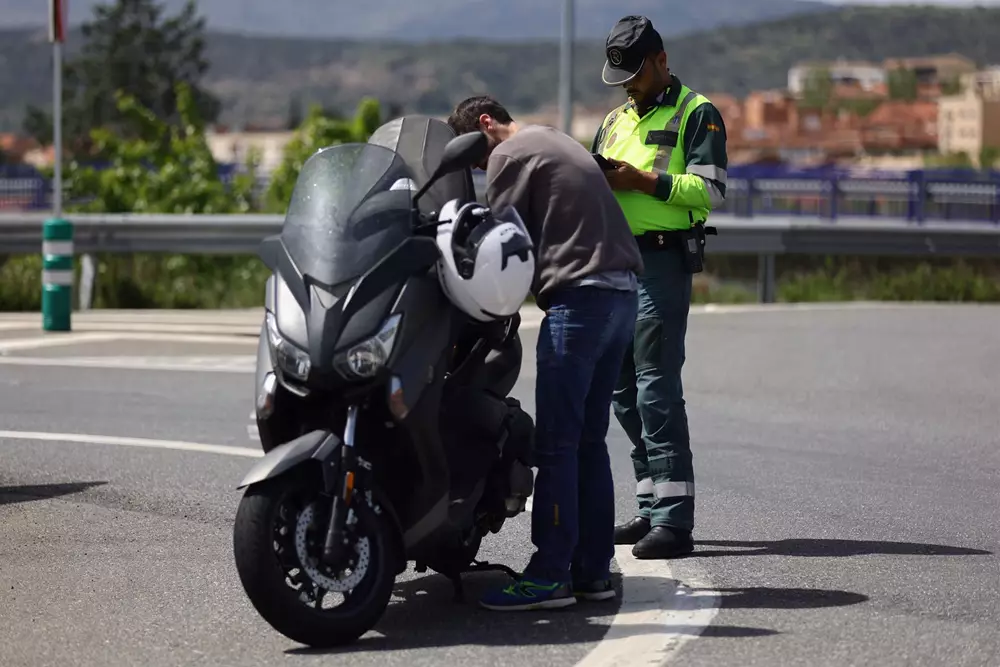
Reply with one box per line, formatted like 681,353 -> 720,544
572,579 -> 616,602
479,578 -> 578,611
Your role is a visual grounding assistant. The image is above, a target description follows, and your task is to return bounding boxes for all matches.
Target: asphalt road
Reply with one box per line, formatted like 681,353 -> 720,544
1,303 -> 998,667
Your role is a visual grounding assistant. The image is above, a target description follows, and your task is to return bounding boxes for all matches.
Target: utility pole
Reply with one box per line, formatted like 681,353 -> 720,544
50,0 -> 64,218
559,0 -> 575,137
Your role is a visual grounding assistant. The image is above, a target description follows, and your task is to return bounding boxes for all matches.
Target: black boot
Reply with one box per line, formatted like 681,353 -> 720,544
632,526 -> 694,560
614,517 -> 651,545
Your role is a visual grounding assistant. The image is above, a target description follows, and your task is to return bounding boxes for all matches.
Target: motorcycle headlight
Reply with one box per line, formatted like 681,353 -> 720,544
336,313 -> 402,379
265,310 -> 311,382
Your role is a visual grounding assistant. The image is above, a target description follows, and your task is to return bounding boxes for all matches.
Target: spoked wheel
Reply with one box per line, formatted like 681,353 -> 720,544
233,470 -> 397,648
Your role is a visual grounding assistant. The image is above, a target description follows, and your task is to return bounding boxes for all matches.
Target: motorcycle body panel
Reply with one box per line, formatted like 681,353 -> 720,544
238,429 -> 341,490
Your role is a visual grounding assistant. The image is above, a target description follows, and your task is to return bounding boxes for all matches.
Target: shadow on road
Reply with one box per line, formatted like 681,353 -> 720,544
287,571 -> 640,655
689,538 -> 992,558
0,481 -> 108,506
284,570 -> 874,655
703,586 -> 868,610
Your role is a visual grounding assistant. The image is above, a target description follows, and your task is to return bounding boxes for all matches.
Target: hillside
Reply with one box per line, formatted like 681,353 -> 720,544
0,0 -> 830,40
3,6 -> 1000,131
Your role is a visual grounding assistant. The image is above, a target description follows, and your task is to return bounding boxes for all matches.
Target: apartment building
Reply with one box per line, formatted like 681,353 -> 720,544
938,85 -> 1000,165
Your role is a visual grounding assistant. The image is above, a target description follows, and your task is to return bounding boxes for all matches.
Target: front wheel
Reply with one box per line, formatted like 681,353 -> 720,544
232,470 -> 397,648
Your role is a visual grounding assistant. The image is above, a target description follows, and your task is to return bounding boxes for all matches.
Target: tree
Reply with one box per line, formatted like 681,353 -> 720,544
286,94 -> 304,131
58,81 -> 262,308
800,67 -> 833,110
23,0 -> 220,154
264,98 -> 383,213
980,146 -> 1000,170
887,68 -> 918,101
64,83 -> 254,214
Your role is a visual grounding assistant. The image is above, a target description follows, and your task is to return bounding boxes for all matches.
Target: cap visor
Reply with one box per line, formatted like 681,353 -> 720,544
602,60 -> 641,87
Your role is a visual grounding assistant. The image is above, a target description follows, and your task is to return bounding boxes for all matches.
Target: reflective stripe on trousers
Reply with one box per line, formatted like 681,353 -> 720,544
637,478 -> 695,498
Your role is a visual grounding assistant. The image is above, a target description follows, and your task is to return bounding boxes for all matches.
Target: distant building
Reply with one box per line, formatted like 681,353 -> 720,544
881,53 -> 977,95
787,59 -> 885,96
788,54 -> 978,101
959,66 -> 1000,100
937,84 -> 1000,166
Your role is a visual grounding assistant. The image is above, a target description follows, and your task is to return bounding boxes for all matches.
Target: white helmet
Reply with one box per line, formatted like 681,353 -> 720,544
435,199 -> 535,322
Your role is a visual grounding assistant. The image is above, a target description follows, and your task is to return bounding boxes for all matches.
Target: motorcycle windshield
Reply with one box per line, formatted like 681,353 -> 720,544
281,143 -> 416,288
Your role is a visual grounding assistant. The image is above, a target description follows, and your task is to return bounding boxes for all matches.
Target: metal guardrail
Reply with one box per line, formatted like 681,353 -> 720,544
5,167 -> 1000,223
3,211 -> 1000,303
3,211 -> 1000,255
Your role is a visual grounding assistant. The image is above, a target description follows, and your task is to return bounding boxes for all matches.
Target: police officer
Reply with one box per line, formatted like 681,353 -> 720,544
592,15 -> 728,559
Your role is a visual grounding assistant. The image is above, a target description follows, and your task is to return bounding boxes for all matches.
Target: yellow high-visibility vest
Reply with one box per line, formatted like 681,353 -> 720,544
596,83 -> 710,233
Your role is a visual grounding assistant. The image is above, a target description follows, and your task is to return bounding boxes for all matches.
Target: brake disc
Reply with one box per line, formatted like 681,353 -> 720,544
294,503 -> 371,593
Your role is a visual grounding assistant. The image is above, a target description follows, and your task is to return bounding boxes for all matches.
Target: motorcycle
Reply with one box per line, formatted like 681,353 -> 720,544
233,116 -> 536,648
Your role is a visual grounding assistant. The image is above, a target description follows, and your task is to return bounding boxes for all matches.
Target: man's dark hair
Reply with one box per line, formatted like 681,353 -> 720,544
447,96 -> 514,135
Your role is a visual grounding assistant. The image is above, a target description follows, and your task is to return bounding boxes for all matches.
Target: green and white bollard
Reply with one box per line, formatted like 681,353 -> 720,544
42,218 -> 74,332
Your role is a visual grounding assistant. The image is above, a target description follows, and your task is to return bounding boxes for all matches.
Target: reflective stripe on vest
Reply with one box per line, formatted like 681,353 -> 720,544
651,90 -> 698,174
597,86 -> 710,233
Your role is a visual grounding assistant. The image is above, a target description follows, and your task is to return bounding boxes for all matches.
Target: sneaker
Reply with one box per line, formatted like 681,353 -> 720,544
479,578 -> 578,611
572,579 -> 616,602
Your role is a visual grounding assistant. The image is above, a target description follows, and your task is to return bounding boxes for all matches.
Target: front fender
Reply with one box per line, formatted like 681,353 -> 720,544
237,429 -> 341,490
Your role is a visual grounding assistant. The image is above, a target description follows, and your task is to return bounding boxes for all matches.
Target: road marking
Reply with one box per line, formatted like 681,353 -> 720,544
0,430 -> 262,458
575,547 -> 720,667
0,332 -> 122,352
0,427 -> 720,663
0,356 -> 255,373
690,301 -> 1000,315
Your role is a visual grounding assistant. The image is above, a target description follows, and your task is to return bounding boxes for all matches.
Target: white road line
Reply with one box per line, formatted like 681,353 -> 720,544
0,356 -> 255,373
0,332 -> 255,354
690,301 -> 1000,315
0,426 -> 719,664
574,547 -> 720,667
0,332 -> 123,352
0,430 -> 262,458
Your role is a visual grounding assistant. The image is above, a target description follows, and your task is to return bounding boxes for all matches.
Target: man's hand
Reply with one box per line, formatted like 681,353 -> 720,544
604,158 -> 658,195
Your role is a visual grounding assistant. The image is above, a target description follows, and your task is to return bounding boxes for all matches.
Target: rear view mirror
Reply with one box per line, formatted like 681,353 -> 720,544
413,131 -> 488,206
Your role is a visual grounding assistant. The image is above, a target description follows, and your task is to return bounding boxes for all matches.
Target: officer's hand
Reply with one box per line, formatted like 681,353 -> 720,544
604,159 -> 655,194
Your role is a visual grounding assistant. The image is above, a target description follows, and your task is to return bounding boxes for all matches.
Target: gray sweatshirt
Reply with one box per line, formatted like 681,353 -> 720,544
484,124 -> 643,310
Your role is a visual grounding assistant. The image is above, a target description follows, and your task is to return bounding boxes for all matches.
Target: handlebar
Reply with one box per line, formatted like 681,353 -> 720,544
411,203 -> 492,236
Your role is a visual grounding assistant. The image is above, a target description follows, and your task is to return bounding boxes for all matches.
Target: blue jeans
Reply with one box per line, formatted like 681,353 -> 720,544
524,286 -> 639,584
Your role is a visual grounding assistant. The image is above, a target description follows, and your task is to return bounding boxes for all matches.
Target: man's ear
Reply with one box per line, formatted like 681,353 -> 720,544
655,51 -> 668,73
478,113 -> 493,131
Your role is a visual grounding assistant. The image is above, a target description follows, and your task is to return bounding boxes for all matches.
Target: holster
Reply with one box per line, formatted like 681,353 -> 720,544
635,214 -> 718,275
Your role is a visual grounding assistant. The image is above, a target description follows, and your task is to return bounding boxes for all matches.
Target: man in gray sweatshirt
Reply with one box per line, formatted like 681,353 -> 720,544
447,96 -> 643,611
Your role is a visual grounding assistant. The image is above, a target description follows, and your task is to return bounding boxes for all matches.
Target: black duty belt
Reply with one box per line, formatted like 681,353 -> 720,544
634,220 -> 718,274
634,230 -> 683,252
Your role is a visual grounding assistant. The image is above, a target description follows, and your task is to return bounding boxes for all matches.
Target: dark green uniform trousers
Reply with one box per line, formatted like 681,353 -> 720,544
611,246 -> 695,532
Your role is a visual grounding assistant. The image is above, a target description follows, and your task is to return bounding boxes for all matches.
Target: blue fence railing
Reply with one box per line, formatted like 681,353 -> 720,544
4,164 -> 999,224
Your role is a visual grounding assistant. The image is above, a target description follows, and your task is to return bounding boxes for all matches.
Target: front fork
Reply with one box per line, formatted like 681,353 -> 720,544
321,404 -> 361,567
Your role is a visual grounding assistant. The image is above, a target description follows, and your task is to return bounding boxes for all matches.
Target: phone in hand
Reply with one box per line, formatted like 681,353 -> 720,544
592,153 -> 615,171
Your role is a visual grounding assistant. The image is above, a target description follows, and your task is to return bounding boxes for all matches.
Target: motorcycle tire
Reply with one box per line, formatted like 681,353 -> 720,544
233,471 -> 396,648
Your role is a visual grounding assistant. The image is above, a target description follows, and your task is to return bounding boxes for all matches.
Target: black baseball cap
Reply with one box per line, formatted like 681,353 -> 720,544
602,15 -> 665,87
